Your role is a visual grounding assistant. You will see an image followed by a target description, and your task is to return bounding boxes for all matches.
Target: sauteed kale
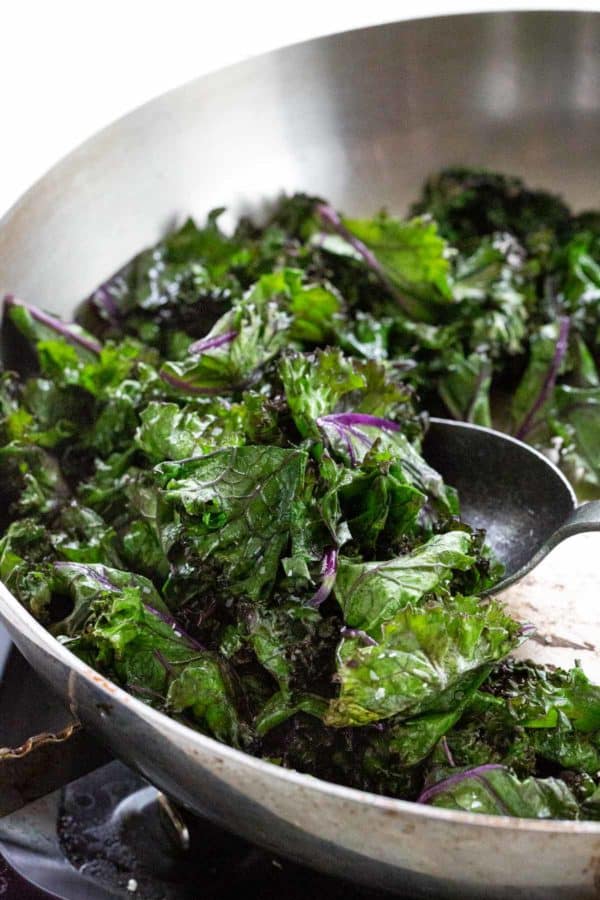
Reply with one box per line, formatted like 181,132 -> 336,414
2,168 -> 600,820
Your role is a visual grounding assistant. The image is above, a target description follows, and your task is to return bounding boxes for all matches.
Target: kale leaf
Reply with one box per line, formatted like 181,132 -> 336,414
419,765 -> 580,819
155,446 -> 307,601
327,594 -> 521,726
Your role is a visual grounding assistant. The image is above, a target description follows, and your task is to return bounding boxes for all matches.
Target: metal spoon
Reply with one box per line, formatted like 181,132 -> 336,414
423,418 -> 600,593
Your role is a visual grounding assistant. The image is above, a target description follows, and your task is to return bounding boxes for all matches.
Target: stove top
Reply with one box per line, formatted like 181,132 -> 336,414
0,627 -> 393,900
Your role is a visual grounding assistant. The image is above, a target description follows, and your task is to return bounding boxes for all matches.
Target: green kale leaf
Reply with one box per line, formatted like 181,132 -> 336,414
156,446 -> 307,600
333,531 -> 475,633
419,765 -> 580,819
135,399 -> 244,462
327,593 -> 521,726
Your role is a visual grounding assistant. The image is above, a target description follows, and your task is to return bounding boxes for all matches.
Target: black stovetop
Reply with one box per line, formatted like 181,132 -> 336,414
0,627 -> 392,900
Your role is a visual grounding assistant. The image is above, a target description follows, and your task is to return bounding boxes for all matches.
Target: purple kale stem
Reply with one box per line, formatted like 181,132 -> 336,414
154,649 -> 176,675
519,622 -> 536,639
93,284 -> 121,324
340,626 -> 378,647
346,425 -> 377,446
4,294 -> 102,355
319,412 -> 401,432
440,736 -> 456,767
144,603 -> 206,651
315,204 -> 412,315
316,204 -> 383,273
54,561 -> 117,592
515,316 -> 571,441
159,368 -> 224,396
321,416 -> 371,466
189,329 -> 238,355
417,763 -> 507,806
309,548 -> 338,607
340,426 -> 357,466
317,413 -> 401,466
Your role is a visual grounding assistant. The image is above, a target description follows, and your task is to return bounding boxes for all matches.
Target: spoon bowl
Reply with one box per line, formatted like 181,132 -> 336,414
423,418 -> 600,592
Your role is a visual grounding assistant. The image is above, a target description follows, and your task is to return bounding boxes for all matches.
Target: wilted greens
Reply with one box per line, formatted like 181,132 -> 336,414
2,168 -> 600,820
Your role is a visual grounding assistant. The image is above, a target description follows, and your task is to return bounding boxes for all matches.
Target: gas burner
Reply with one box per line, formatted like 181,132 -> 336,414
0,632 -> 394,900
0,758 -> 390,900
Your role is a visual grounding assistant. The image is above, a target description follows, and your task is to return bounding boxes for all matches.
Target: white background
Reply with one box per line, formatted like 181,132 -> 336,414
1,0 -> 599,217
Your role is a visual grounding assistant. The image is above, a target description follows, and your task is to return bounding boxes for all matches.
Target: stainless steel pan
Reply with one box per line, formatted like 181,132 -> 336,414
1,12 -> 600,898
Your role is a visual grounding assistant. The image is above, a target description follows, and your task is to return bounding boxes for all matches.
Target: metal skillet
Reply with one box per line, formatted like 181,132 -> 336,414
1,11 -> 600,899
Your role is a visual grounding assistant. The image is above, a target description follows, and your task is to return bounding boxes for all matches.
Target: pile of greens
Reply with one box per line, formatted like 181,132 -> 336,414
2,168 -> 600,820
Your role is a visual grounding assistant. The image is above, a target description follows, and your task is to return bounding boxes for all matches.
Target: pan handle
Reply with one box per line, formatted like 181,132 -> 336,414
495,500 -> 600,593
550,499 -> 600,541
